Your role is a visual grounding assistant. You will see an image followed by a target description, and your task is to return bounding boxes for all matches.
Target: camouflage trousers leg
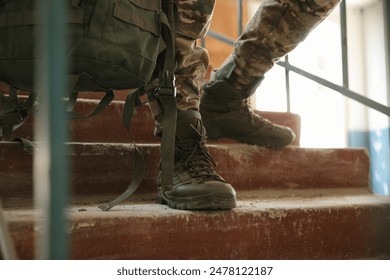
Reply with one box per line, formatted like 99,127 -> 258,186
148,0 -> 215,135
147,0 -> 215,135
216,0 -> 341,92
174,0 -> 215,111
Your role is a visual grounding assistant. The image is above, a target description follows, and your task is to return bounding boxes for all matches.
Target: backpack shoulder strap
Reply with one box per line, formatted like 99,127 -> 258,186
155,0 -> 177,192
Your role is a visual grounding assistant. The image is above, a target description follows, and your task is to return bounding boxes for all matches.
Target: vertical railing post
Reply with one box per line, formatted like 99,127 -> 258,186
384,0 -> 390,105
383,0 -> 390,196
34,0 -> 69,259
340,0 -> 349,89
284,56 -> 291,112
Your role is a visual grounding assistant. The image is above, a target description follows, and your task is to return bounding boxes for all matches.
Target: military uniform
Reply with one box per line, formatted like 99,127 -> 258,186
171,0 -> 341,110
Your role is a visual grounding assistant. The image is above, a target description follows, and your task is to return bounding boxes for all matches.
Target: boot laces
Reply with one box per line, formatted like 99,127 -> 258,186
241,99 -> 281,131
177,125 -> 223,181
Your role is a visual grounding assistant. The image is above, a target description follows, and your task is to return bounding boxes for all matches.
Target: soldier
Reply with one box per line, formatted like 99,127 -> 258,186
152,0 -> 341,210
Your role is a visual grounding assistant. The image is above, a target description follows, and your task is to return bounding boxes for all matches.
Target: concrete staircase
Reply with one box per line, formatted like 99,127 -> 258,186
1,94 -> 390,260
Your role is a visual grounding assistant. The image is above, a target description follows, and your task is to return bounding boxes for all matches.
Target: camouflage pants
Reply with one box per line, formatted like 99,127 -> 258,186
151,0 -> 340,124
148,0 -> 215,128
215,0 -> 342,92
174,0 -> 215,111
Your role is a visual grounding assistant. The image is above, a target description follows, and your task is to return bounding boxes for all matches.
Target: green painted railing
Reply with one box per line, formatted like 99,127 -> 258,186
34,0 -> 69,260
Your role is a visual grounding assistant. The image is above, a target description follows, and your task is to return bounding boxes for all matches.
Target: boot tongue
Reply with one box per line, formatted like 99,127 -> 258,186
175,110 -> 204,141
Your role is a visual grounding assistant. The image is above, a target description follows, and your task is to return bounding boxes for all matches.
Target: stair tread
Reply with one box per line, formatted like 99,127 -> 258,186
5,189 -> 390,260
4,190 -> 389,217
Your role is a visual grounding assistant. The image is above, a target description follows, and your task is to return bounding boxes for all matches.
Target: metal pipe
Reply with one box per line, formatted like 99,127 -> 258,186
207,30 -> 235,46
34,0 -> 69,259
277,60 -> 390,117
284,56 -> 291,112
383,0 -> 390,180
384,0 -> 390,105
340,0 -> 350,88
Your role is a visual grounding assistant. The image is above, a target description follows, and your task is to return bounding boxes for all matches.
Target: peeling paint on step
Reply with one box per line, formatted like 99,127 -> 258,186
267,208 -> 288,219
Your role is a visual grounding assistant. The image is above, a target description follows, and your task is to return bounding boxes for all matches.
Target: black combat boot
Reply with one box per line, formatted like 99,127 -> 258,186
200,77 -> 295,147
157,110 -> 236,210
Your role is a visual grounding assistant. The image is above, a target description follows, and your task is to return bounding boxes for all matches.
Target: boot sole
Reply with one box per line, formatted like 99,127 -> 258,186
206,126 -> 292,148
157,192 -> 236,210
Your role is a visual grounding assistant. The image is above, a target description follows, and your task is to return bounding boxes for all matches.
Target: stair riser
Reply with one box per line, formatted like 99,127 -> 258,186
8,205 -> 390,260
1,143 -> 370,199
15,101 -> 302,145
15,101 -> 159,144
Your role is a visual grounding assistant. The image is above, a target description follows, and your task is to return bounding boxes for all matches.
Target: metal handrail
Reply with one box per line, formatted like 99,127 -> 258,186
205,0 -> 390,117
277,60 -> 390,117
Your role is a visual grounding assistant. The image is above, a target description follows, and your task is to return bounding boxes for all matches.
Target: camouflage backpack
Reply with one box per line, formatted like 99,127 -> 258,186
0,0 -> 177,210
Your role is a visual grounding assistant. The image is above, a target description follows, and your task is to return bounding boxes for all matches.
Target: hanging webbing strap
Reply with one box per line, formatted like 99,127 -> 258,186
0,86 -> 38,144
98,89 -> 146,211
66,90 -> 115,119
156,0 -> 177,192
98,0 -> 177,211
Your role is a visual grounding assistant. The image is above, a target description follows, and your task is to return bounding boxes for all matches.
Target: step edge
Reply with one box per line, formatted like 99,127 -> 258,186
4,192 -> 390,222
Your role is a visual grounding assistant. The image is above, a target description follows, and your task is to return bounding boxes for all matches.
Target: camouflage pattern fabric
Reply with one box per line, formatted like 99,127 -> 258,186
174,0 -> 215,111
149,0 -> 341,132
147,0 -> 215,135
216,0 -> 341,91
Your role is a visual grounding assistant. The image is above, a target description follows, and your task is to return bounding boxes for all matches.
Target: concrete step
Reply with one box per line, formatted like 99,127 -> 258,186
1,142 -> 370,200
13,98 -> 302,145
3,190 -> 390,260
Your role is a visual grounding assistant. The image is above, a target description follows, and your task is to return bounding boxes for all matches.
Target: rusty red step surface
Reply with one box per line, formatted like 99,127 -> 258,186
12,99 -> 302,146
1,142 -> 370,201
3,190 -> 390,260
